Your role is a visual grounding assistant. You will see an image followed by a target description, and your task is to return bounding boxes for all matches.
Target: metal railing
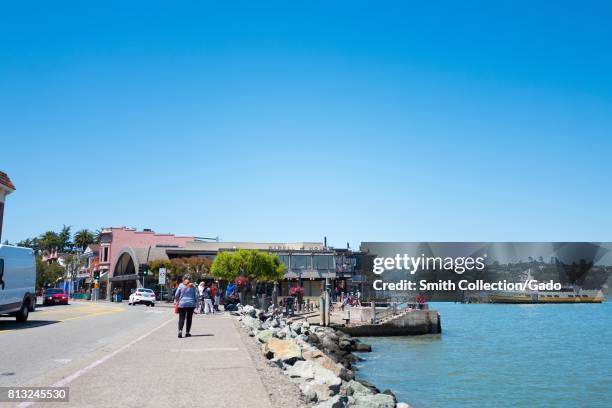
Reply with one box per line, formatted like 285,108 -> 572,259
368,301 -> 430,323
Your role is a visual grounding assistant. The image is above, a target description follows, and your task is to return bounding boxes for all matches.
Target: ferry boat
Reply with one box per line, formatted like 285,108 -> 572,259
489,287 -> 605,304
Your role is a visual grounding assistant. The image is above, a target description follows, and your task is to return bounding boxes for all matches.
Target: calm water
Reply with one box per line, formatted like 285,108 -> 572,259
355,302 -> 612,408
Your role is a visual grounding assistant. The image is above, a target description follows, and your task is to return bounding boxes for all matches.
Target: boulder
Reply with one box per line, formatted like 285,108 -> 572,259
356,379 -> 380,394
242,316 -> 262,331
351,393 -> 395,408
303,349 -> 353,381
285,360 -> 341,388
396,402 -> 412,408
263,338 -> 303,364
300,381 -> 337,403
338,339 -> 352,351
290,321 -> 302,334
285,360 -> 315,380
320,336 -> 341,353
242,305 -> 257,317
382,389 -> 397,404
307,333 -> 320,344
282,326 -> 295,338
300,383 -> 318,403
353,342 -> 372,352
346,380 -> 373,397
256,329 -> 273,343
344,354 -> 363,364
314,394 -> 348,408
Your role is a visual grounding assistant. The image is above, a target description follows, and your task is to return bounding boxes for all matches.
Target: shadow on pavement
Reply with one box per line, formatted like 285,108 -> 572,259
36,304 -> 71,308
186,334 -> 214,337
0,320 -> 61,331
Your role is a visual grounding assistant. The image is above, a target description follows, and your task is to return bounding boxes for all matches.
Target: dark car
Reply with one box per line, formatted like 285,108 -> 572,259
43,288 -> 69,305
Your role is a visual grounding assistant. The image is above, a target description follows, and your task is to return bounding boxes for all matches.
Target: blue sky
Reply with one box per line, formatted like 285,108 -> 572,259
2,1 -> 612,247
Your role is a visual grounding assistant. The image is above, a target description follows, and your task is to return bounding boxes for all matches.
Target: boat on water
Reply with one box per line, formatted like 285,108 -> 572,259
489,287 -> 605,304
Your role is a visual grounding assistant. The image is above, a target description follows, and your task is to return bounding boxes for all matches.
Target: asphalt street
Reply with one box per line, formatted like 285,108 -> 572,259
0,301 -> 272,408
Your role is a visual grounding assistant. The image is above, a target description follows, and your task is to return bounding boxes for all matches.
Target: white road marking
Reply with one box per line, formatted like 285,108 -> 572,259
53,359 -> 71,364
170,348 -> 239,352
18,317 -> 175,408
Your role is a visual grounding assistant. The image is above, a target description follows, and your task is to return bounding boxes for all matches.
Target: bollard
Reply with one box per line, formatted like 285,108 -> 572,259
320,296 -> 325,325
371,301 -> 376,323
324,289 -> 330,326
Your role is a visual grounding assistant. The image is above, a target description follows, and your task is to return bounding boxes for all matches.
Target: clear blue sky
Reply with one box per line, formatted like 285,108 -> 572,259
2,1 -> 611,247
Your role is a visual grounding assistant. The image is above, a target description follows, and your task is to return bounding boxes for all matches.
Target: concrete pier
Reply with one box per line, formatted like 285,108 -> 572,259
336,308 -> 441,336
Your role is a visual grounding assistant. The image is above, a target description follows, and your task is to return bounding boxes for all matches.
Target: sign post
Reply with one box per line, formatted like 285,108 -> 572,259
158,268 -> 167,301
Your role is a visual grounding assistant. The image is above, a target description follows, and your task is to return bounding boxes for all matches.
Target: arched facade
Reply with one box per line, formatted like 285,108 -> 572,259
110,248 -> 141,299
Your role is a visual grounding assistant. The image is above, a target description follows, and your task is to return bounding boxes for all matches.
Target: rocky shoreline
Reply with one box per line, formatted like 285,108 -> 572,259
235,305 -> 411,408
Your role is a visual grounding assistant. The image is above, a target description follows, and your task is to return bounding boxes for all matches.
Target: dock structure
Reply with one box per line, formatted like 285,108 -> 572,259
331,302 -> 442,336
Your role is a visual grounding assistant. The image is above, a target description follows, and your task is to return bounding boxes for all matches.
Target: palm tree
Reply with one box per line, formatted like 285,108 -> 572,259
74,229 -> 95,251
38,231 -> 61,252
58,225 -> 72,252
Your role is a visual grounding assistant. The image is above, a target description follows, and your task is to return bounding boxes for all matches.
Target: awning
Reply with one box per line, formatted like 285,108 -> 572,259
109,273 -> 137,282
284,271 -> 337,280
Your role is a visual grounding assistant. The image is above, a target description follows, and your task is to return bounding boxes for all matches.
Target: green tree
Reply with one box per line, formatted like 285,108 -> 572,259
16,237 -> 39,250
211,250 -> 286,282
74,229 -> 95,251
63,253 -> 84,285
38,231 -> 62,252
36,257 -> 65,288
211,250 -> 286,306
58,225 -> 73,252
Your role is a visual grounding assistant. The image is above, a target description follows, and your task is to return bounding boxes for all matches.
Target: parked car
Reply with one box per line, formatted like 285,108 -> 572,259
128,288 -> 156,306
43,288 -> 69,305
0,244 -> 37,322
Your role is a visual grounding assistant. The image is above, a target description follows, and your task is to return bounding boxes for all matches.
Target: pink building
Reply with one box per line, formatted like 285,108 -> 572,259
98,227 -> 194,299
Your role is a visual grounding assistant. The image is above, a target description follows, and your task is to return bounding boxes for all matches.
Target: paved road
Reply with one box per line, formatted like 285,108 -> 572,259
0,301 -> 272,408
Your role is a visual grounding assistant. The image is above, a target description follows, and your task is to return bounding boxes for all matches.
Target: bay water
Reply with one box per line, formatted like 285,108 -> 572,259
355,302 -> 611,407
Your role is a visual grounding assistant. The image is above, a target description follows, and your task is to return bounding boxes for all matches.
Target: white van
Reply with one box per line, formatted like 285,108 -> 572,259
0,244 -> 36,322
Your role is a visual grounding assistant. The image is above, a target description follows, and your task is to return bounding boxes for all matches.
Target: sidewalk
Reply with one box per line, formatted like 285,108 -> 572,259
39,312 -> 273,408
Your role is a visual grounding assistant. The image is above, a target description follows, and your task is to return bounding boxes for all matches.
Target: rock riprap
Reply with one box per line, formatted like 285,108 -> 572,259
235,305 -> 411,408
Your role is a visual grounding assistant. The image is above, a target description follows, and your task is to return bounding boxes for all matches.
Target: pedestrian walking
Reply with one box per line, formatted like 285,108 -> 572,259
213,281 -> 221,311
175,275 -> 197,338
203,283 -> 214,315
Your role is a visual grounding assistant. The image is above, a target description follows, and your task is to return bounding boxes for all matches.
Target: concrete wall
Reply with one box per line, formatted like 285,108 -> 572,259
344,307 -> 388,323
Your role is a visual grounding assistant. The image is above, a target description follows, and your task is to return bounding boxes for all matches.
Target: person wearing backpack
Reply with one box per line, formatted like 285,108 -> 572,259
174,275 -> 197,338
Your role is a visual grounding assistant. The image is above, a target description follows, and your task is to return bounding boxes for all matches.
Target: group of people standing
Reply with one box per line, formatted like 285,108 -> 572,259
196,281 -> 220,314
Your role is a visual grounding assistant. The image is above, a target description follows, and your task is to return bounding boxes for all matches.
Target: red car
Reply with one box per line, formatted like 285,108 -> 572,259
43,288 -> 69,305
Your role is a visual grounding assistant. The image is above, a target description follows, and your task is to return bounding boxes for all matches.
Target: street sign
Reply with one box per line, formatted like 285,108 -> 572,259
158,268 -> 167,285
